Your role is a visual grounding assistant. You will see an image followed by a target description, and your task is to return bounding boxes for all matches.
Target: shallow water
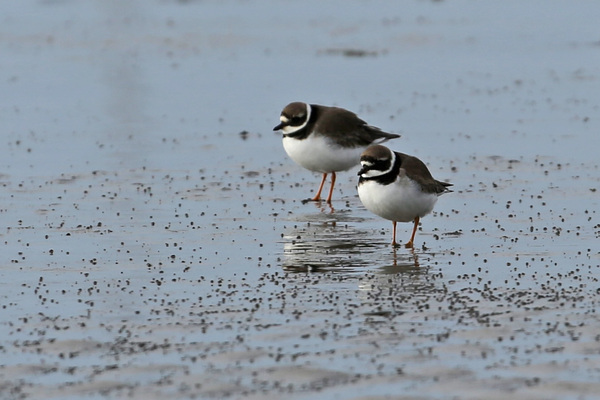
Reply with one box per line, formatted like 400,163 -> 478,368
1,0 -> 600,399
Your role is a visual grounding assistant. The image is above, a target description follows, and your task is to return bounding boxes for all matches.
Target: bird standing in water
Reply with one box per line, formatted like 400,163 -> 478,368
357,144 -> 452,248
274,102 -> 400,204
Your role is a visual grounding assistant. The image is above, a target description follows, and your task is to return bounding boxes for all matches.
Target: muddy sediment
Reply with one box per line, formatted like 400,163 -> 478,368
1,1 -> 600,399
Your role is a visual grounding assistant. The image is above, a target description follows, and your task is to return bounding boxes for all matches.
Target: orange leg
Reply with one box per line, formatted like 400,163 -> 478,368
311,173 -> 328,201
392,221 -> 398,247
405,216 -> 420,248
325,172 -> 336,204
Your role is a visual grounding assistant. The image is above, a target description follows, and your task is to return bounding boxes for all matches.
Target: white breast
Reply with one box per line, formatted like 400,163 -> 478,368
283,134 -> 363,173
357,175 -> 439,222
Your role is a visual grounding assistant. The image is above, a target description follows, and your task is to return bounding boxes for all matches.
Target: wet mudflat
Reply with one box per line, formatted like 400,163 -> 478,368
1,1 -> 600,399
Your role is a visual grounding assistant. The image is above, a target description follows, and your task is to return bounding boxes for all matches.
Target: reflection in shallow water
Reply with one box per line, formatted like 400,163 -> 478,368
280,223 -> 378,273
280,214 -> 443,321
280,208 -> 375,273
357,251 -> 439,319
280,210 -> 437,275
377,249 -> 421,273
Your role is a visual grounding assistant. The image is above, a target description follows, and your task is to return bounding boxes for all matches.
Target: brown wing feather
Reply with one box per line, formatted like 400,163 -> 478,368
398,153 -> 453,195
313,105 -> 400,147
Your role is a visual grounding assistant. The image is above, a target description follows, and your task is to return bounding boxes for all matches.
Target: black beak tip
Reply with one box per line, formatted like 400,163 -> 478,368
273,123 -> 283,131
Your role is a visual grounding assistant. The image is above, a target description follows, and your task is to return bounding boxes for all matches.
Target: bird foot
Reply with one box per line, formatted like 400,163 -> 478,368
302,197 -> 327,203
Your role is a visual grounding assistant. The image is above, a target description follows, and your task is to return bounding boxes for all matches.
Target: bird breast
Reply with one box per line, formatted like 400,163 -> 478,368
357,175 -> 439,222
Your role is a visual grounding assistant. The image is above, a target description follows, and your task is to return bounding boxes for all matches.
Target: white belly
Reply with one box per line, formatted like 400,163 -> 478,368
283,134 -> 363,173
357,176 -> 438,223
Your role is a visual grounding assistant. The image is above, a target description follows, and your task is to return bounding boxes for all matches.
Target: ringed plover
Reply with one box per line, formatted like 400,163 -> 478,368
357,144 -> 452,248
274,102 -> 400,204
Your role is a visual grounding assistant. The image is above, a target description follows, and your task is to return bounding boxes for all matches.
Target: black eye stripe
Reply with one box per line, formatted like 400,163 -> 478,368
361,158 -> 391,173
289,116 -> 305,125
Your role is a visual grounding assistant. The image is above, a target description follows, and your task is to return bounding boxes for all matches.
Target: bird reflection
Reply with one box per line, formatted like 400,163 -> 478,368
378,247 -> 420,273
301,198 -> 336,214
280,215 -> 444,321
280,212 -> 426,274
280,220 -> 375,273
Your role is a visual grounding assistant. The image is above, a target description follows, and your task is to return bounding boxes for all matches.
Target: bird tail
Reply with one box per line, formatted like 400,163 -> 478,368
438,181 -> 453,195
